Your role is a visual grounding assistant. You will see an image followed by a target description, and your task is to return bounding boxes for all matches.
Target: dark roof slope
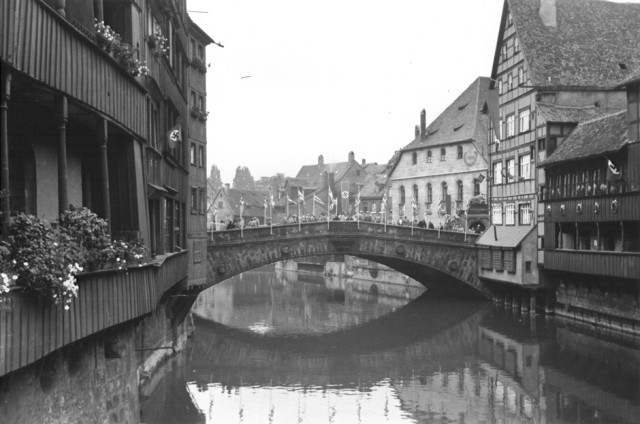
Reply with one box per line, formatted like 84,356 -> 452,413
537,103 -> 623,124
542,110 -> 628,166
295,161 -> 362,188
223,188 -> 269,214
507,0 -> 640,88
476,225 -> 534,248
401,77 -> 492,150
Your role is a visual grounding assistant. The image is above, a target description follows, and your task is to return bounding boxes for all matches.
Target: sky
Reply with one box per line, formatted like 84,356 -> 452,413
186,0 -> 636,184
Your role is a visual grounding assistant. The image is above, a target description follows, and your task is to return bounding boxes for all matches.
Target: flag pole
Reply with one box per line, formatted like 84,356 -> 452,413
298,199 -> 301,231
269,187 -> 273,235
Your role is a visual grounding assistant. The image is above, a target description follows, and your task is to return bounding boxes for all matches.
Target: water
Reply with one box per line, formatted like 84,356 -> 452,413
141,266 -> 640,424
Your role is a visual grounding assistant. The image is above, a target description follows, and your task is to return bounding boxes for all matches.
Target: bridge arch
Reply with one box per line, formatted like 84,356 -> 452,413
202,222 -> 486,297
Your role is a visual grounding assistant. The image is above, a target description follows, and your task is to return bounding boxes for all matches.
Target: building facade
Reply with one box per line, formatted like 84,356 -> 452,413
387,77 -> 493,228
478,0 -> 640,299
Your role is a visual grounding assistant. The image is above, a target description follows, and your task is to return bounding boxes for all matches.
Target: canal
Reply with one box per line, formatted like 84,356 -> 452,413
140,265 -> 640,424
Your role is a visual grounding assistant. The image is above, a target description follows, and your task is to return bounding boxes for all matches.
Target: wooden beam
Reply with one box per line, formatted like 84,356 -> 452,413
56,95 -> 69,215
96,118 -> 111,233
1,69 -> 11,238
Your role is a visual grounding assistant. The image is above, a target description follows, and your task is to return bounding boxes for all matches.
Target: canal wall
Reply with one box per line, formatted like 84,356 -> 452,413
0,305 -> 193,423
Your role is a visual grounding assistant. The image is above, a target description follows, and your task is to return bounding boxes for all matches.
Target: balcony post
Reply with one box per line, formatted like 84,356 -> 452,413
56,95 -> 69,215
1,68 -> 11,238
55,0 -> 66,17
93,0 -> 104,22
96,118 -> 111,233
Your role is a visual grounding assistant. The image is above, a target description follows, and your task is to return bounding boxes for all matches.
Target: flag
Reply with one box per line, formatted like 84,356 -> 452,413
477,174 -> 485,183
355,190 -> 361,208
411,193 -> 417,211
239,195 -> 245,215
264,197 -> 268,209
607,159 -> 622,183
298,188 -> 305,204
286,195 -> 297,205
371,203 -> 377,214
313,194 -> 325,205
167,121 -> 181,149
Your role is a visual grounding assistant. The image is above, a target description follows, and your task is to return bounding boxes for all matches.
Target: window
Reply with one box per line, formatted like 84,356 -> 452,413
199,95 -> 205,111
504,250 -> 516,273
190,39 -> 196,58
457,145 -> 463,159
507,12 -> 513,26
507,73 -> 513,91
148,100 -> 159,151
441,182 -> 448,201
492,203 -> 503,225
493,161 -> 503,185
525,261 -> 532,273
456,180 -> 463,202
473,179 -> 481,196
197,44 -> 204,59
191,91 -> 197,107
506,114 -> 515,137
498,79 -> 503,95
190,143 -> 196,165
519,202 -> 532,225
519,108 -> 530,133
492,250 -> 504,271
412,152 -> 417,165
514,37 -> 520,53
191,187 -> 198,213
506,158 -> 515,183
199,188 -> 206,214
427,150 -> 432,163
630,87 -> 639,141
399,185 -> 405,205
198,145 -> 205,167
440,148 -> 446,161
519,153 -> 531,179
412,184 -> 419,205
518,67 -> 524,86
426,183 -> 432,204
505,203 -> 516,225
498,118 -> 503,141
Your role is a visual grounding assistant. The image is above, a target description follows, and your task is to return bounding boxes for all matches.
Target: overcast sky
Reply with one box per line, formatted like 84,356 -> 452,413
186,0 -> 636,184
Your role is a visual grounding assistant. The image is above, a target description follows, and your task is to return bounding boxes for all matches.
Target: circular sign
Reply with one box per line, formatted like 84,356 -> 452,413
341,191 -> 349,199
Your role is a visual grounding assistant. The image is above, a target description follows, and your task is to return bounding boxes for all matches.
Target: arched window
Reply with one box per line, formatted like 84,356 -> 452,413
457,145 -> 463,159
441,182 -> 448,201
473,179 -> 481,196
457,180 -> 463,202
399,185 -> 405,205
412,184 -> 419,204
426,183 -> 432,204
411,152 -> 417,165
426,150 -> 432,163
440,148 -> 446,161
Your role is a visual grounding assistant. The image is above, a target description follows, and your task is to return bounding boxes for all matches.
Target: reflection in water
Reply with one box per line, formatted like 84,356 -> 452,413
143,266 -> 640,424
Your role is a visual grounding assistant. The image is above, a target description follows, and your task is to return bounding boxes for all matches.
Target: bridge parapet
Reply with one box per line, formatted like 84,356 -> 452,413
209,221 -> 478,246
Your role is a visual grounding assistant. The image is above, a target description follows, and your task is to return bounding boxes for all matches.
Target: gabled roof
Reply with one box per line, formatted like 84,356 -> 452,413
542,110 -> 628,167
216,188 -> 269,216
617,66 -> 640,88
499,0 -> 640,89
295,161 -> 365,189
476,225 -> 535,248
401,77 -> 492,151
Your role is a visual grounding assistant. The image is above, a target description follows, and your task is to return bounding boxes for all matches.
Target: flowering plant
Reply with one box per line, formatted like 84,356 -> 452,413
190,57 -> 207,73
190,105 -> 209,121
149,28 -> 169,57
0,208 -> 148,309
95,20 -> 148,77
95,20 -> 119,52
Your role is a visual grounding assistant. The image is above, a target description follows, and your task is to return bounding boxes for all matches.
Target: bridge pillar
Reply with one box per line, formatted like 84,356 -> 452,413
521,292 -> 530,314
528,294 -> 537,316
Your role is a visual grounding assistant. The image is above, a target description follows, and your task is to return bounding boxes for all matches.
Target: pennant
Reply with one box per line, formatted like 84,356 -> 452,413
239,195 -> 245,215
270,193 -> 275,207
286,195 -> 297,205
411,194 -> 417,210
371,203 -> 377,214
264,197 -> 268,209
298,188 -> 305,204
313,194 -> 325,205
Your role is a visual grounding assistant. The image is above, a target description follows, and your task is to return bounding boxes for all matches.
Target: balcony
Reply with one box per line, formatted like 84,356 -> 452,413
545,249 -> 640,280
0,251 -> 188,377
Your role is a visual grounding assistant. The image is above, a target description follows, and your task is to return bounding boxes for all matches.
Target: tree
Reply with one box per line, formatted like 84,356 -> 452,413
207,164 -> 223,216
255,173 -> 285,192
232,166 -> 255,190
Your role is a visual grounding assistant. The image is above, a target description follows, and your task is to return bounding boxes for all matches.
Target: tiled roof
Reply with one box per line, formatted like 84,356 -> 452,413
401,77 -> 492,150
508,0 -> 640,88
476,225 -> 534,248
295,162 -> 353,188
537,103 -> 623,124
222,188 -> 269,215
617,66 -> 640,88
542,110 -> 628,166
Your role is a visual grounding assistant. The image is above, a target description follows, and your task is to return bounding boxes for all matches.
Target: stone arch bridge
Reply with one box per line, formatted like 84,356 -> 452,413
200,222 -> 485,298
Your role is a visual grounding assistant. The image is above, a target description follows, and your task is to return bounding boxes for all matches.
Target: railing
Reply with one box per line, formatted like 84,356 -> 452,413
209,221 -> 478,246
545,249 -> 640,280
0,251 -> 187,377
0,0 -> 147,138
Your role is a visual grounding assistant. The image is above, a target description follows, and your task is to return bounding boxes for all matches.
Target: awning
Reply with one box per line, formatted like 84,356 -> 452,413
475,225 -> 534,248
147,183 -> 168,199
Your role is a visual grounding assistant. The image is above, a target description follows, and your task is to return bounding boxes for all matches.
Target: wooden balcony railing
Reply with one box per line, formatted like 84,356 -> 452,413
1,0 -> 147,138
545,249 -> 640,280
0,250 -> 188,377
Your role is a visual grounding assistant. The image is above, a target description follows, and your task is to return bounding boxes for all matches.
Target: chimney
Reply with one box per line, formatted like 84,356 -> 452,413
224,183 -> 230,189
420,109 -> 426,140
318,154 -> 324,165
361,158 -> 366,165
348,151 -> 355,163
415,125 -> 420,138
539,0 -> 557,28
